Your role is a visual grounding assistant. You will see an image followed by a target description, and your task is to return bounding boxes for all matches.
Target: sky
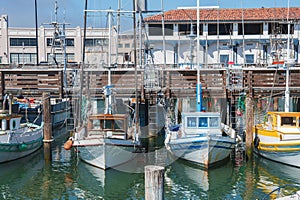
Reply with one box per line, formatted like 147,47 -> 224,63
1,0 -> 300,29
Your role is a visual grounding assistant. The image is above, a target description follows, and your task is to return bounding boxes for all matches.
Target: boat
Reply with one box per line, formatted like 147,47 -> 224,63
12,96 -> 71,128
0,95 -> 43,163
11,2 -> 71,129
67,9 -> 141,170
164,0 -> 236,168
253,111 -> 300,167
252,7 -> 300,167
164,111 -> 236,168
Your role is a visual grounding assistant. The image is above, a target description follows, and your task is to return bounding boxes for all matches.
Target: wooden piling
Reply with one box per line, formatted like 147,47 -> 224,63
43,92 -> 53,161
245,95 -> 254,160
145,165 -> 164,200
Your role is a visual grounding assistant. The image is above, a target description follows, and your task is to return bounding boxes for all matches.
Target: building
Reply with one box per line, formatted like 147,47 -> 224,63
144,7 -> 300,68
0,15 -> 135,67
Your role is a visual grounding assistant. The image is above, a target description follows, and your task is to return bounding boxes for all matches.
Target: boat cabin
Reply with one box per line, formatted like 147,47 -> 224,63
0,110 -> 22,132
182,112 -> 221,135
267,112 -> 300,129
87,114 -> 129,139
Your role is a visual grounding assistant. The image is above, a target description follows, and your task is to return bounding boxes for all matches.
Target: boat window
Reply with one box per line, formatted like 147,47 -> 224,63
198,117 -> 208,128
209,117 -> 219,127
187,117 -> 197,128
281,117 -> 296,126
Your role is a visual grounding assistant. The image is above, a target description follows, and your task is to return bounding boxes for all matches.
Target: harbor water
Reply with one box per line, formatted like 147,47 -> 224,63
0,127 -> 299,200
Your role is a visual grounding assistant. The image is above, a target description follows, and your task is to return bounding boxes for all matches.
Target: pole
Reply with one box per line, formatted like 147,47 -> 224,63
145,165 -> 164,200
133,0 -> 139,137
196,0 -> 202,112
285,0 -> 290,112
245,95 -> 254,159
161,0 -> 166,69
78,0 -> 88,126
43,92 -> 53,161
35,0 -> 39,65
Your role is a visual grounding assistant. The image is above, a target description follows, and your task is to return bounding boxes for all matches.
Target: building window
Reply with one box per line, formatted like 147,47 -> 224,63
268,23 -> 294,35
47,53 -> 75,64
220,54 -> 229,67
84,38 -> 108,46
10,38 -> 37,46
178,23 -> 203,36
208,24 -> 233,35
10,53 -> 36,64
149,24 -> 174,36
118,43 -> 123,48
238,23 -> 263,35
124,43 -> 131,48
245,54 -> 254,64
46,38 -> 74,47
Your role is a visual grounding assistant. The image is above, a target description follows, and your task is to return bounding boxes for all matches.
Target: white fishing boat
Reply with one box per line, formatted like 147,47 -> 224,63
165,112 -> 236,168
0,95 -> 43,163
71,112 -> 140,170
164,0 -> 236,168
66,8 -> 141,170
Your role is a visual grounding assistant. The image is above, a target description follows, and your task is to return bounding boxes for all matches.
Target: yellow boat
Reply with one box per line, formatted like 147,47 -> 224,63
253,112 -> 300,168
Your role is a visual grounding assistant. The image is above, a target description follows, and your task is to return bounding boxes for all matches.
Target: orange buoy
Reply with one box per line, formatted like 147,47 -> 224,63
64,138 -> 73,150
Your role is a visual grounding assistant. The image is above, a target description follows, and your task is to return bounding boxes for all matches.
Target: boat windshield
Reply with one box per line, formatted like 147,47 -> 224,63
186,116 -> 220,128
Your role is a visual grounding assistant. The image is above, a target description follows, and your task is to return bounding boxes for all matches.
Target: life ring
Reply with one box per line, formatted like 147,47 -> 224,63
254,136 -> 260,148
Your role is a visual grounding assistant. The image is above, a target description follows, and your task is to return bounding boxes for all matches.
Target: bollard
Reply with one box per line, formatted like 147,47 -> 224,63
43,92 -> 53,161
145,165 -> 164,200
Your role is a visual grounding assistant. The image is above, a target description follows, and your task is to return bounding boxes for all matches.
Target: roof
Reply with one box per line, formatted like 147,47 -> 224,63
144,7 -> 300,22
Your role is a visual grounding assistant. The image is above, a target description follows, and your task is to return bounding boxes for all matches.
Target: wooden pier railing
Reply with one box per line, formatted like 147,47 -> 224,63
0,66 -> 299,100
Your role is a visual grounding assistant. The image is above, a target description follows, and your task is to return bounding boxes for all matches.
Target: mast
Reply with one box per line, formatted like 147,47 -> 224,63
106,11 -> 113,115
133,0 -> 139,136
196,0 -> 202,112
285,0 -> 291,112
162,0 -> 166,69
34,0 -> 39,65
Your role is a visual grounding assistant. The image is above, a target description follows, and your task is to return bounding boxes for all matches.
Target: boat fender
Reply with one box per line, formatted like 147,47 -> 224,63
64,137 -> 73,150
254,136 -> 260,148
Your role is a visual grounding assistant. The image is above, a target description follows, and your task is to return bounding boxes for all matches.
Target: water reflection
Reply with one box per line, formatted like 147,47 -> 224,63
254,155 -> 300,199
1,127 -> 300,199
165,159 -> 239,199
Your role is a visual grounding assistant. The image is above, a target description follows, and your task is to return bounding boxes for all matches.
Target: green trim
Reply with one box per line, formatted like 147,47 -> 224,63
0,136 -> 43,152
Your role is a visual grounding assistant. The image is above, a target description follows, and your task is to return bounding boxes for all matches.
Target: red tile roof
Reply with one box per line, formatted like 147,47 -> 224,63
145,7 -> 300,22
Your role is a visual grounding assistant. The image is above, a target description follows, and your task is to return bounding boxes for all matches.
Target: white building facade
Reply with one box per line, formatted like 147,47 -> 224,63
0,15 -> 134,67
144,7 -> 300,68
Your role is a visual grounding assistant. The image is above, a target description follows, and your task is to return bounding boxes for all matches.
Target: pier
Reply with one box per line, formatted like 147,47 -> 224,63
0,66 -> 300,99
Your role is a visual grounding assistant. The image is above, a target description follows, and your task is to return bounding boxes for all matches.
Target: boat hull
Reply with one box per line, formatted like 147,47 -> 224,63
0,126 -> 43,163
253,128 -> 300,168
73,138 -> 137,170
165,136 -> 235,168
254,147 -> 300,168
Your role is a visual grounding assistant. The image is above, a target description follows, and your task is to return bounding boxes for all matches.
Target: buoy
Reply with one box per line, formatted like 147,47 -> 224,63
64,138 -> 73,150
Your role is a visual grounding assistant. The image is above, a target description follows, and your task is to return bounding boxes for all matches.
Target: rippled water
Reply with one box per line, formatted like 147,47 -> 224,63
0,128 -> 300,200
